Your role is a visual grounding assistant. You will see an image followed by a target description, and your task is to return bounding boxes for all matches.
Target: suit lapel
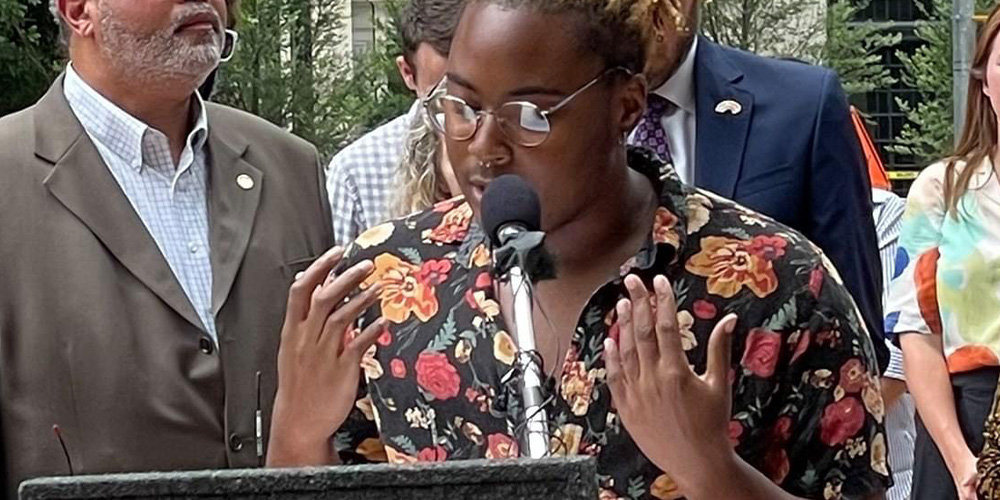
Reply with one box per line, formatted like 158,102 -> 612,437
39,75 -> 207,332
205,111 -> 263,316
694,38 -> 754,199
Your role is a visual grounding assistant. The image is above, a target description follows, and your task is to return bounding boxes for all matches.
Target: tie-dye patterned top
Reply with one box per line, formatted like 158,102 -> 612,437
885,158 -> 1000,373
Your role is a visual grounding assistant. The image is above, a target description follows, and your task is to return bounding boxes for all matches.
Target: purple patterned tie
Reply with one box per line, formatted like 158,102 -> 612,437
634,94 -> 673,164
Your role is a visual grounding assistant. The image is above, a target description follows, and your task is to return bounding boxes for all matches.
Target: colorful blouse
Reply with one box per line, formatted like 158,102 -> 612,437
335,149 -> 890,499
885,158 -> 1000,373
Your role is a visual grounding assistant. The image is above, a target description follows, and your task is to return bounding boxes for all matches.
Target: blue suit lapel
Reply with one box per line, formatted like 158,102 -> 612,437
693,38 -> 754,199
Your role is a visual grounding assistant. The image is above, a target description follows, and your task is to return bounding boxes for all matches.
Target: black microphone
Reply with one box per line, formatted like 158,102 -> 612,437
482,175 -> 541,249
481,175 -> 549,459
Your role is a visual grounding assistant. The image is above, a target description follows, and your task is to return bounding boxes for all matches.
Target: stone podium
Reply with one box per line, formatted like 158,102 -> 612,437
19,456 -> 597,500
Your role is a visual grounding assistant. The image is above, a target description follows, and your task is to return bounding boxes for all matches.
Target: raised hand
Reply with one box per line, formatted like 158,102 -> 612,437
604,274 -> 738,492
268,247 -> 386,467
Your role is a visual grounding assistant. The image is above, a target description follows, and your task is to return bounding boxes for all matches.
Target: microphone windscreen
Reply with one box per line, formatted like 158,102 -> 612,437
481,175 -> 542,247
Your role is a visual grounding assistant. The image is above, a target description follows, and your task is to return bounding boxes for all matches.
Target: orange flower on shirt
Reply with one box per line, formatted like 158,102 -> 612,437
685,236 -> 778,298
650,473 -> 684,499
423,203 -> 473,244
363,253 -> 445,323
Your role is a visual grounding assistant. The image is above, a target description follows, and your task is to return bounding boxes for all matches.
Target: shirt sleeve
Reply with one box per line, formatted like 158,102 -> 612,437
327,153 -> 366,247
884,163 -> 948,338
772,265 -> 891,499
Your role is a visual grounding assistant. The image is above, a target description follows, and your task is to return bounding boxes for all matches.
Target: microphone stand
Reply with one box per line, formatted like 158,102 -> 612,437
501,235 -> 550,459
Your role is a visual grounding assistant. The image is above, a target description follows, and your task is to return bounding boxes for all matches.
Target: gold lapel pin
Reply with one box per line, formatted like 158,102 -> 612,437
236,174 -> 255,190
714,99 -> 743,115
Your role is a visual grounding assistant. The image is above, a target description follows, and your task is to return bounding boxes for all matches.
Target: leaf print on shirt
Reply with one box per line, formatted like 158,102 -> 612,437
685,236 -> 779,298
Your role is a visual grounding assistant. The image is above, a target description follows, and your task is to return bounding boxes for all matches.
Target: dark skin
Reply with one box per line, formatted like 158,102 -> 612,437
268,5 -> 885,499
443,3 -> 655,375
449,6 -> 885,500
643,0 -> 699,89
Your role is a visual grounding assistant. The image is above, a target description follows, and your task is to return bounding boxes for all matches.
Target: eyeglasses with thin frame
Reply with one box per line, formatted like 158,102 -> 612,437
423,67 -> 630,148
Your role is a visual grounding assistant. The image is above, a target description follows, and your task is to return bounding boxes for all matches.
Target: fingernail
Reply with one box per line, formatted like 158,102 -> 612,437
617,300 -> 630,321
725,314 -> 738,332
325,246 -> 344,259
603,338 -> 616,352
654,275 -> 668,292
294,271 -> 305,281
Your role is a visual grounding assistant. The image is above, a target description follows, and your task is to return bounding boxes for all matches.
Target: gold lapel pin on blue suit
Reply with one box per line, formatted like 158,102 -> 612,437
714,99 -> 743,115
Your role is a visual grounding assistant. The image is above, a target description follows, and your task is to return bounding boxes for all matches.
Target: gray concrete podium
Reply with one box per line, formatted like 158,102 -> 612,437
18,456 -> 597,499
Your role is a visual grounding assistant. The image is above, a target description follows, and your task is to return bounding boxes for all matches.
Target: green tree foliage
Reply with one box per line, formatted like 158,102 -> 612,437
701,0 -> 825,57
0,0 -> 62,116
890,0 -> 991,165
213,0 -> 412,159
821,0 -> 901,96
701,0 -> 899,98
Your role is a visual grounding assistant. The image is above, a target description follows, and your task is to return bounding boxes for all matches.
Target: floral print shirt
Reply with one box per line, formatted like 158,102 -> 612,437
885,158 -> 1000,374
336,149 -> 890,499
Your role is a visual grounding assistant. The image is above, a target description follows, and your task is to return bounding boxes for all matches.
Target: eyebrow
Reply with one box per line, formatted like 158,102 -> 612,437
446,72 -> 567,99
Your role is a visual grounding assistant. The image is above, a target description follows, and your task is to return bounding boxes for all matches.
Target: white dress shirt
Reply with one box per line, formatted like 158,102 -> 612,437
63,65 -> 217,342
649,38 -> 698,185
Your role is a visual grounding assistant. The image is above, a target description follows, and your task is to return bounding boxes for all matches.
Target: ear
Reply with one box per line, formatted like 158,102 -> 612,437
650,2 -> 667,37
617,74 -> 649,134
396,55 -> 419,94
60,0 -> 98,39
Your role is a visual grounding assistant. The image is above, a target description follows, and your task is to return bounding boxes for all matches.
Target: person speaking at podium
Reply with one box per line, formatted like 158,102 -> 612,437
268,0 -> 891,498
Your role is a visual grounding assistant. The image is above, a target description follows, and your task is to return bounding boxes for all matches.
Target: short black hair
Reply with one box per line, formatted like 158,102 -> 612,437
468,0 -> 650,74
399,0 -> 466,59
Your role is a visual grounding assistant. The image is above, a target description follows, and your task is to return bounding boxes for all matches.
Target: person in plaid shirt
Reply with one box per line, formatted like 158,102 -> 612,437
327,0 -> 464,245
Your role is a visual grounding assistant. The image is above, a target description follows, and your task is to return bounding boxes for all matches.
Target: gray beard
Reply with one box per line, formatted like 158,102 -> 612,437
98,2 -> 223,88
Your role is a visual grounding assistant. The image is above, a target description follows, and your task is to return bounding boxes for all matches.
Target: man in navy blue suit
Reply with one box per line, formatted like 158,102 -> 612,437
632,3 -> 889,371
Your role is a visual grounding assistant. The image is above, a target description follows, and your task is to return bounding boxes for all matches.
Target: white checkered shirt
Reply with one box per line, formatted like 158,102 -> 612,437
64,65 -> 217,341
326,102 -> 420,245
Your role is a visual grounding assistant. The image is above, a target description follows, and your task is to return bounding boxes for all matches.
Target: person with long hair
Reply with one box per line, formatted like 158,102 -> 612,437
886,5 -> 1000,499
391,110 -> 462,217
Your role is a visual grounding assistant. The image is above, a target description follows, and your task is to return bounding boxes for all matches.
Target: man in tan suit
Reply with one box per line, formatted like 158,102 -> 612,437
0,0 -> 332,494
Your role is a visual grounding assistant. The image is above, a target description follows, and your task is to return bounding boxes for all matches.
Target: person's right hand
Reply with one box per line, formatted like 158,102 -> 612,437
267,247 -> 386,467
951,449 -> 981,500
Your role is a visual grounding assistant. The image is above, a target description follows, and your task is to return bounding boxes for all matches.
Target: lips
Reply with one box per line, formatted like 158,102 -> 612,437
175,12 -> 221,33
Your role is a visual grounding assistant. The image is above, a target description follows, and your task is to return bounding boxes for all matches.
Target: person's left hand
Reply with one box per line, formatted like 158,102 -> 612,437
604,274 -> 739,490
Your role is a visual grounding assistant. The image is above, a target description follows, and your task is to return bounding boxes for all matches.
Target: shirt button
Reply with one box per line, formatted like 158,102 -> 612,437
199,337 -> 214,355
189,242 -> 200,254
229,433 -> 244,452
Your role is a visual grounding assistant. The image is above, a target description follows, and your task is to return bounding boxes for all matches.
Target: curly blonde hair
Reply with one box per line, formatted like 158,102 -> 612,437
393,113 -> 451,217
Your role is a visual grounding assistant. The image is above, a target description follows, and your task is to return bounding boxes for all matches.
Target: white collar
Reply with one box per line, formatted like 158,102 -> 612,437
64,63 -> 210,172
651,38 -> 698,115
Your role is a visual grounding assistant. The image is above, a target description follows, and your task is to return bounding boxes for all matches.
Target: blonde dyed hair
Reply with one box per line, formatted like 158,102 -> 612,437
393,113 -> 450,217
